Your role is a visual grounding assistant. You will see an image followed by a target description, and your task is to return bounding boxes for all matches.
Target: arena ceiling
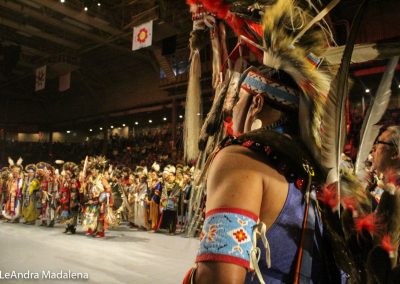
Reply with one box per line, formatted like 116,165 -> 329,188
0,0 -> 399,132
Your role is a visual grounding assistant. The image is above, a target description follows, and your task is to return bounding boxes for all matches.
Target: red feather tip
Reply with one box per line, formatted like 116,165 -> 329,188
342,196 -> 357,211
387,169 -> 399,186
223,116 -> 234,136
186,0 -> 198,5
381,235 -> 395,258
200,0 -> 229,19
355,213 -> 378,234
317,183 -> 339,209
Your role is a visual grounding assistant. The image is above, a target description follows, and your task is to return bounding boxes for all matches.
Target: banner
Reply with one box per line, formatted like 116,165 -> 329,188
132,20 -> 153,51
35,65 -> 46,91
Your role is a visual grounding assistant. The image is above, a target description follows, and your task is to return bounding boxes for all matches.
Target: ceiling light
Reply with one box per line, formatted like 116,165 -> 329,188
149,120 -> 152,123
89,129 -> 93,132
122,124 -> 126,127
66,130 -> 71,134
60,0 -> 65,3
84,6 -> 88,11
135,122 -> 139,125
97,2 -> 101,6
398,84 -> 400,89
110,125 -> 114,129
163,117 -> 167,121
99,127 -> 103,130
179,115 -> 183,119
365,88 -> 370,93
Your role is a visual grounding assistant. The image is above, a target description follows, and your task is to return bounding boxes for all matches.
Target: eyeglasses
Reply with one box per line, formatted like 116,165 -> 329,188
374,140 -> 395,147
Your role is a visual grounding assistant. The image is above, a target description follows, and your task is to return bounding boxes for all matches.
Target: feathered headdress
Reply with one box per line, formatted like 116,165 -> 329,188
25,164 -> 37,173
8,157 -> 23,169
63,162 -> 78,176
88,156 -> 108,171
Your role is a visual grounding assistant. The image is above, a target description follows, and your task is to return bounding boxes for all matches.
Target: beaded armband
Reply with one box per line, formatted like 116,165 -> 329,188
196,208 -> 258,269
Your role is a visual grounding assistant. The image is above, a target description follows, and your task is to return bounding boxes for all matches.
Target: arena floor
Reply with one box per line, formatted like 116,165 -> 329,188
0,222 -> 199,284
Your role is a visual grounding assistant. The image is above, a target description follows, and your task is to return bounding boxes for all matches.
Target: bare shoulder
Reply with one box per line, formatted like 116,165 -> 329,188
206,144 -> 289,218
206,145 -> 269,215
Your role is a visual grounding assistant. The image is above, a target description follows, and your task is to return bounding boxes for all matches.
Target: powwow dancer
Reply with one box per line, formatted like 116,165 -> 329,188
0,167 -> 11,219
82,156 -> 113,238
158,165 -> 181,235
183,0 -> 400,283
59,162 -> 81,234
148,163 -> 162,231
21,164 -> 41,225
3,157 -> 23,223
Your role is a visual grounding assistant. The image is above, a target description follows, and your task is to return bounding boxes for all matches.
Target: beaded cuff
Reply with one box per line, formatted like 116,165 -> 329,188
196,208 -> 258,269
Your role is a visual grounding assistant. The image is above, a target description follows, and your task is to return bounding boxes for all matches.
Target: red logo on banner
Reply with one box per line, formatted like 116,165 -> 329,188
137,28 -> 148,43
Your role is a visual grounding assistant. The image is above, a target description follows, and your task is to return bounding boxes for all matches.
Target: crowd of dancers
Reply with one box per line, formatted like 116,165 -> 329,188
0,156 -> 193,238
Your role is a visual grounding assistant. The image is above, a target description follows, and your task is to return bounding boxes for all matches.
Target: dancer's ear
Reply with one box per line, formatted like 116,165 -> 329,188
249,94 -> 264,117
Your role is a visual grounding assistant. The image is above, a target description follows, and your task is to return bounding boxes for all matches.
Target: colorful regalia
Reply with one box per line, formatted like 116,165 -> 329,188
21,164 -> 40,224
3,158 -> 24,222
135,175 -> 150,230
158,165 -> 181,234
59,162 -> 81,234
126,175 -> 137,227
183,0 -> 400,283
148,168 -> 162,231
0,167 -> 10,219
82,156 -> 113,238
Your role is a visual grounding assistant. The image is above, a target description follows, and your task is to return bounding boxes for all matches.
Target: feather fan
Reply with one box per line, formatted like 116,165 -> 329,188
355,56 -> 399,177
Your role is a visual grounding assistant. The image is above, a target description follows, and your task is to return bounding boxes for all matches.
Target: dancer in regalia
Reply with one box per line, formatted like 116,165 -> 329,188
148,162 -> 162,231
21,164 -> 41,225
59,162 -> 81,234
3,157 -> 23,223
82,156 -> 113,238
158,165 -> 181,235
0,167 -> 10,219
183,1 -> 400,283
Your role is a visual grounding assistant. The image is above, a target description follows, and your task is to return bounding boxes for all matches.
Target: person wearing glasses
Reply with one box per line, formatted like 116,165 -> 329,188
371,126 -> 400,201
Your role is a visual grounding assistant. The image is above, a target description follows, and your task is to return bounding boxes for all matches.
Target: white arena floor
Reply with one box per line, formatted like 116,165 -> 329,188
0,222 -> 199,284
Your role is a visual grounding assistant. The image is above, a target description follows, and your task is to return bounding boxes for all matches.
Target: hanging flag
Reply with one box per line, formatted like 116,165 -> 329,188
35,65 -> 46,91
132,20 -> 153,51
59,72 -> 71,92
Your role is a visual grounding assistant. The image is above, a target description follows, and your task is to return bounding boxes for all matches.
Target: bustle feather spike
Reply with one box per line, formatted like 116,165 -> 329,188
8,157 -> 14,167
320,0 -> 367,216
355,56 -> 399,178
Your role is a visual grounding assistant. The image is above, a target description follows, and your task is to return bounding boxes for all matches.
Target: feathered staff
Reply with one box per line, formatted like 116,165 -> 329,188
355,56 -> 399,178
320,0 -> 369,215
